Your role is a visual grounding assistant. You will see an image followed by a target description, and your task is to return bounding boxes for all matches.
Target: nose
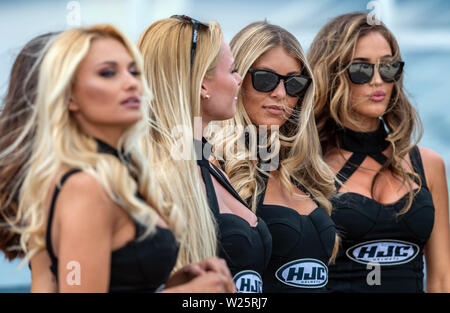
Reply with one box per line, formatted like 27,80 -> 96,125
123,70 -> 140,91
270,79 -> 286,99
370,64 -> 383,86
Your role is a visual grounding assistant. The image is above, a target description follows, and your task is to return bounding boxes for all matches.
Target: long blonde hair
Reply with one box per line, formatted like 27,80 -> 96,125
212,21 -> 339,263
138,17 -> 222,268
1,24 -> 184,266
307,12 -> 423,215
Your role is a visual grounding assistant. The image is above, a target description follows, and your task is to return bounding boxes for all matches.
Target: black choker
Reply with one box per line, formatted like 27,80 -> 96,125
95,138 -> 120,158
337,122 -> 390,155
94,138 -> 131,165
194,137 -> 213,164
333,122 -> 391,190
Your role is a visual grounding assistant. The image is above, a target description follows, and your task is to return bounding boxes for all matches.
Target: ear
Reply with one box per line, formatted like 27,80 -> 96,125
200,78 -> 210,100
68,95 -> 79,112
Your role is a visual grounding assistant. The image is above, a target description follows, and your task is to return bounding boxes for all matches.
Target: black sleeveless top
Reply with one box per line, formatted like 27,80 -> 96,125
196,138 -> 272,293
327,124 -> 435,293
255,170 -> 336,293
45,139 -> 179,292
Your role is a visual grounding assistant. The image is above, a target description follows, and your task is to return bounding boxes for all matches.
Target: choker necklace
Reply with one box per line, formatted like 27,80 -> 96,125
94,138 -> 131,165
337,122 -> 390,155
194,137 -> 213,164
95,138 -> 120,158
334,121 -> 391,190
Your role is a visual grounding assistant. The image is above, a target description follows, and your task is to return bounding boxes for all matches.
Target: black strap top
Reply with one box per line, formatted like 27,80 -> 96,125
45,139 -> 179,292
255,170 -> 336,293
328,123 -> 435,293
196,138 -> 272,293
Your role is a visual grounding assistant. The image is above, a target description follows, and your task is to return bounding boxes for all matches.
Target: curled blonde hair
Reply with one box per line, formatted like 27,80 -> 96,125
138,17 -> 222,269
211,21 -> 339,263
307,12 -> 423,215
1,24 -> 184,266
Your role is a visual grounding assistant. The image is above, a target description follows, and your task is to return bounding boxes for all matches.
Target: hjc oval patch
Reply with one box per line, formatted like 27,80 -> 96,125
346,239 -> 420,266
275,259 -> 328,288
233,270 -> 263,293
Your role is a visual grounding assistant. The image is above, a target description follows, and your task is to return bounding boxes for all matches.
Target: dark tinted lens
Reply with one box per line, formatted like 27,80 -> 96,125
348,63 -> 373,84
252,71 -> 279,92
379,62 -> 403,82
285,76 -> 310,97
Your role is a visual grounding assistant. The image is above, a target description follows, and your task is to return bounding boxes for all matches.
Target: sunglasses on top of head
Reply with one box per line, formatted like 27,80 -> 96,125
346,61 -> 405,85
247,68 -> 312,98
171,15 -> 209,67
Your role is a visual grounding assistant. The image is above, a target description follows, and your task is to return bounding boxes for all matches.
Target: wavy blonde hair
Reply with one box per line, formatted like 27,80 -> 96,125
138,17 -> 222,269
1,24 -> 185,266
307,12 -> 423,215
210,21 -> 339,263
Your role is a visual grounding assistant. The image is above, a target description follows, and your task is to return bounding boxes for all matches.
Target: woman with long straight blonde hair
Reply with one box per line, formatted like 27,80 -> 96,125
138,15 -> 272,293
308,12 -> 450,292
212,21 -> 339,293
0,24 -> 234,293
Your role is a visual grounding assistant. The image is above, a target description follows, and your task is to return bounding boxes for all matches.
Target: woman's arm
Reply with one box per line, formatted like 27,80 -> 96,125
53,172 -> 114,292
420,147 -> 450,292
30,249 -> 58,292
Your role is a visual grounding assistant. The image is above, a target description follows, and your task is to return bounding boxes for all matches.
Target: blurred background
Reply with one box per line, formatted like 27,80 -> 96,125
1,0 -> 449,292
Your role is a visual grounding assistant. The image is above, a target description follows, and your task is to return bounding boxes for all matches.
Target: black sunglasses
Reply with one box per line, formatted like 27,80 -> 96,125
171,15 -> 209,67
247,68 -> 311,98
346,61 -> 404,84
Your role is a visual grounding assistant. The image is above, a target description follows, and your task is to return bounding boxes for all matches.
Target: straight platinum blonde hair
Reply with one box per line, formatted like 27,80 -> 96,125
138,17 -> 222,269
210,21 -> 339,263
1,24 -> 185,266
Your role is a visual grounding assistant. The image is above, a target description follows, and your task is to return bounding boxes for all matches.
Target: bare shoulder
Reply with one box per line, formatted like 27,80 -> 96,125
418,146 -> 445,171
55,171 -> 116,226
417,146 -> 446,189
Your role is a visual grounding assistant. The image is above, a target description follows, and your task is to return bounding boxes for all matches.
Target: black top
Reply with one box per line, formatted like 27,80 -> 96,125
45,139 -> 179,292
196,138 -> 272,293
328,124 -> 435,293
255,171 -> 336,293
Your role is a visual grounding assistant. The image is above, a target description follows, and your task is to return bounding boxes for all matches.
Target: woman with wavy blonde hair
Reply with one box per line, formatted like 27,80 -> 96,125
138,15 -> 272,293
212,21 -> 339,293
0,24 -> 234,293
308,12 -> 450,292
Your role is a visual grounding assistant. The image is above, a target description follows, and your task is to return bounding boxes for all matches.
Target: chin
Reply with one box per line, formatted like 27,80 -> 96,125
255,119 -> 285,130
120,112 -> 143,126
354,102 -> 388,118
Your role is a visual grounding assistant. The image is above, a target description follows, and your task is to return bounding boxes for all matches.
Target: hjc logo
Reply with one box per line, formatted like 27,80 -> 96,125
275,259 -> 328,288
347,239 -> 419,265
233,270 -> 263,293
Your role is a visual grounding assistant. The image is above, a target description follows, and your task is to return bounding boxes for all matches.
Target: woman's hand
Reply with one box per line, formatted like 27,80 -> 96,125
165,263 -> 206,288
162,257 -> 236,293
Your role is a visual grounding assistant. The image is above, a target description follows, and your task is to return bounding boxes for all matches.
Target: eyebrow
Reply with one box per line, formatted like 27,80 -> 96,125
97,61 -> 136,67
352,55 -> 393,62
258,66 -> 302,76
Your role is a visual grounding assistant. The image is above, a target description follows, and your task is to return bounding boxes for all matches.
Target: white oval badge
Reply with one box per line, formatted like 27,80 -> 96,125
346,239 -> 420,266
275,259 -> 328,288
233,270 -> 263,293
